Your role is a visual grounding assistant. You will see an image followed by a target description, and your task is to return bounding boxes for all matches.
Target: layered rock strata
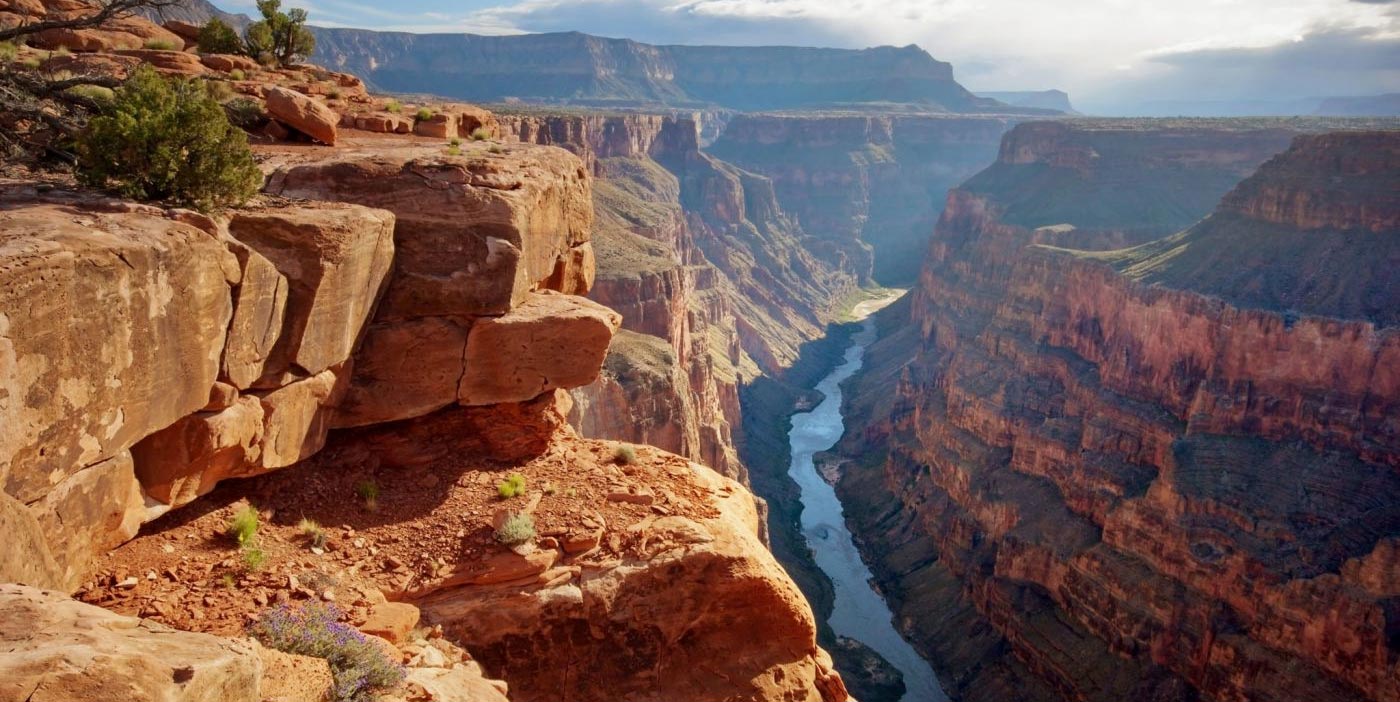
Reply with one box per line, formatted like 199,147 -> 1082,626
498,112 -> 856,482
838,126 -> 1400,702
708,113 -> 1021,282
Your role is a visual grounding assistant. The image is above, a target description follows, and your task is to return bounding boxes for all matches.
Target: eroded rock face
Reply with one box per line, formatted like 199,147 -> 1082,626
459,290 -> 621,406
227,204 -> 395,387
838,125 -> 1400,702
265,144 -> 592,319
0,584 -> 261,702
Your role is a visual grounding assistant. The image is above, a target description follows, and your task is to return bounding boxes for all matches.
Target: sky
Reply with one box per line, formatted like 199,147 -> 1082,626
222,0 -> 1400,114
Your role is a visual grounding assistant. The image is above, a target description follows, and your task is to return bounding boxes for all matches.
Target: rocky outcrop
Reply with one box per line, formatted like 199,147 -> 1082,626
838,125 -> 1400,702
262,142 -> 596,427
0,584 -> 262,702
708,113 -> 1020,281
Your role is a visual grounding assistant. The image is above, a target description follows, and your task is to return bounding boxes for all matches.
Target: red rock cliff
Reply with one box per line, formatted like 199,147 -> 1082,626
839,125 -> 1400,702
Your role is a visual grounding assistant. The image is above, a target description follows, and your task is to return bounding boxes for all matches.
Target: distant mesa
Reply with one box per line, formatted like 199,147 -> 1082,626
976,89 -> 1078,114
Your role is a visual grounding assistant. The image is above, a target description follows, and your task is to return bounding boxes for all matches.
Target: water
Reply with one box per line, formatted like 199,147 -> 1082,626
787,304 -> 948,702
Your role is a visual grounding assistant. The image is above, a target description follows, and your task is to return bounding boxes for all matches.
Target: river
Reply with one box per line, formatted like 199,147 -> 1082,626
787,294 -> 948,702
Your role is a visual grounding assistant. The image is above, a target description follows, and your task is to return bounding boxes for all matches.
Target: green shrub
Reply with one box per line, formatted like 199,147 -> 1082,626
299,517 -> 327,549
62,83 -> 114,108
0,42 -> 18,63
228,68 -> 246,81
488,144 -> 505,154
19,56 -> 40,69
384,99 -> 401,114
445,145 -> 460,156
223,96 -> 265,128
355,480 -> 379,511
244,0 -> 315,67
469,127 -> 489,141
197,18 -> 244,55
143,39 -> 178,51
228,505 -> 260,546
496,472 -> 526,499
495,512 -> 535,546
448,136 -> 461,147
613,445 -> 638,465
76,66 -> 262,212
414,106 -> 432,121
241,546 -> 268,571
250,602 -> 406,702
50,46 -> 70,58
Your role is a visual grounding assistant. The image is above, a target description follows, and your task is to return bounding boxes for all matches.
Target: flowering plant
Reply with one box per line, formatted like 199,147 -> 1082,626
249,602 -> 406,701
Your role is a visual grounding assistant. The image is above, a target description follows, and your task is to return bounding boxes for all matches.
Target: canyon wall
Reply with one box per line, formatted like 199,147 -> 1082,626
838,124 -> 1400,702
308,30 -> 1009,113
708,113 -> 1020,281
497,111 -> 857,482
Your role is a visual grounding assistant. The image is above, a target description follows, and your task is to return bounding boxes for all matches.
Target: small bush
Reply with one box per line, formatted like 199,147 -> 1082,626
613,445 -> 638,465
76,66 -> 262,212
197,18 -> 244,55
355,480 -> 379,511
228,68 -> 246,81
144,39 -> 178,51
20,57 -> 40,69
0,42 -> 17,63
327,87 -> 341,99
542,482 -> 557,496
50,46 -> 70,58
496,473 -> 526,499
250,602 -> 406,702
469,127 -> 489,141
488,144 -> 505,154
299,517 -> 327,549
445,145 -> 461,156
222,573 -> 237,589
242,546 -> 267,571
384,99 -> 401,113
223,96 -> 265,128
62,83 -> 114,107
448,136 -> 461,147
205,79 -> 234,102
228,505 -> 260,546
414,106 -> 432,121
495,512 -> 535,546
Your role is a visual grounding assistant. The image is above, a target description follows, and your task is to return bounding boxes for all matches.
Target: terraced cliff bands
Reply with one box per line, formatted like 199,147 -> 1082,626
708,113 -> 1019,282
497,111 -> 857,483
838,124 -> 1400,702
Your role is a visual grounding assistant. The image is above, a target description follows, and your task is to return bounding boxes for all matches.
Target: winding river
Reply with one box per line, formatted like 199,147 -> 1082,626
787,295 -> 948,702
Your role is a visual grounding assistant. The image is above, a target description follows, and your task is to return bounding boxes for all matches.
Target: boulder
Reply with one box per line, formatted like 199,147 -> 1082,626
0,584 -> 261,702
541,241 -> 595,295
32,16 -> 183,53
227,203 -> 394,387
265,146 -> 593,319
161,19 -> 203,43
264,85 -> 338,145
458,290 -> 621,405
353,113 -> 413,134
114,48 -> 206,75
0,201 -> 234,505
40,51 -> 140,80
402,664 -> 510,702
413,112 -> 456,139
256,644 -> 335,702
359,602 -> 421,644
201,52 -> 261,73
332,318 -> 470,428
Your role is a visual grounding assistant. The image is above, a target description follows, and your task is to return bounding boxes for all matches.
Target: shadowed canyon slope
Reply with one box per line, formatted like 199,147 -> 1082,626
838,124 -> 1400,702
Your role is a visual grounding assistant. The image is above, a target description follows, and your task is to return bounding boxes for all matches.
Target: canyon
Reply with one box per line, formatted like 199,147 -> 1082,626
837,123 -> 1400,702
2,3 -> 1399,702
